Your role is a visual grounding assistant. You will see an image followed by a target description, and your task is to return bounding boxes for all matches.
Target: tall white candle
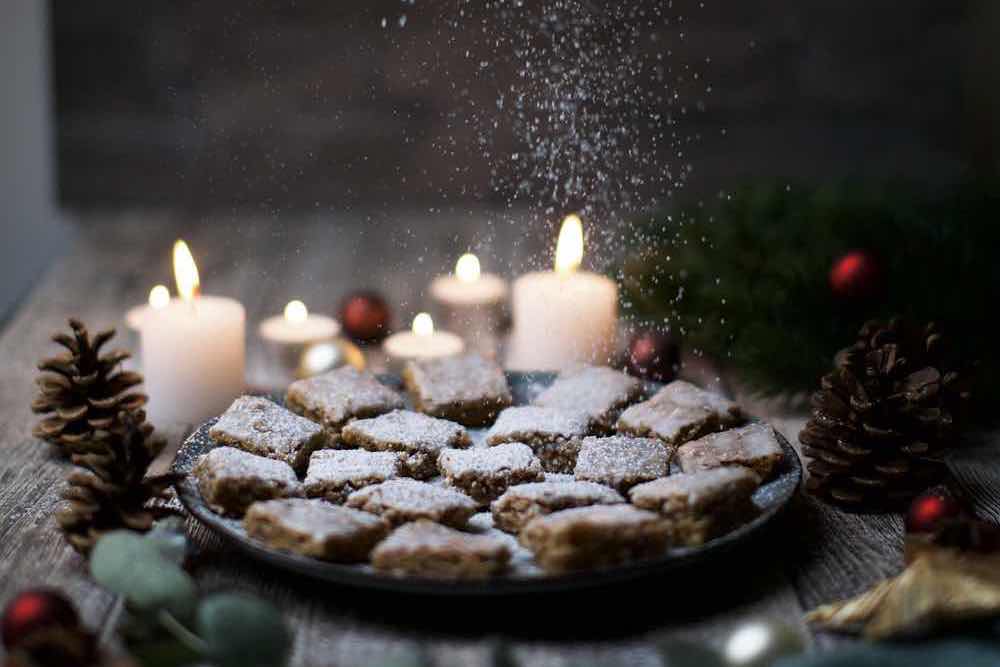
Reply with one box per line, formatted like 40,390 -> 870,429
506,215 -> 619,371
141,241 -> 246,426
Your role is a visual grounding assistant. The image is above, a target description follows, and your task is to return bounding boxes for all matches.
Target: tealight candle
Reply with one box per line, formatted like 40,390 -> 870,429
125,284 -> 171,332
259,300 -> 340,345
430,254 -> 508,307
141,240 -> 246,427
506,214 -> 619,371
429,253 -> 508,357
258,300 -> 344,384
383,312 -> 465,368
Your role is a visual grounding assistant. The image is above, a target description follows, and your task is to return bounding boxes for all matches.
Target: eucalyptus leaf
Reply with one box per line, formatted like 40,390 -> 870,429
90,531 -> 197,617
145,519 -> 189,565
196,593 -> 291,667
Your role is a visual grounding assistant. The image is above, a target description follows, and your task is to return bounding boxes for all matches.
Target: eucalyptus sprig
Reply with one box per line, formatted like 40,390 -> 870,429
89,523 -> 291,667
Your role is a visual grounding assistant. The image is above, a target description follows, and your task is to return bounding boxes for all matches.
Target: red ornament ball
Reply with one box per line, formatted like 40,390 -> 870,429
1,589 -> 79,650
625,330 -> 680,383
829,250 -> 881,300
905,488 -> 963,534
339,291 -> 392,343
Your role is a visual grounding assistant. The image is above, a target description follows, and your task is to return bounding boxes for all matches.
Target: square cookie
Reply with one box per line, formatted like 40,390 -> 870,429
574,436 -> 672,493
341,410 -> 471,480
286,367 -> 404,432
629,467 -> 761,546
486,406 -> 591,474
345,478 -> 479,528
616,380 -> 743,446
302,449 -> 400,504
491,480 -> 625,534
533,366 -> 643,430
194,446 -> 301,517
519,505 -> 670,573
243,498 -> 388,562
371,520 -> 511,579
675,423 -> 784,480
209,395 -> 328,472
437,442 -> 545,505
402,354 -> 512,426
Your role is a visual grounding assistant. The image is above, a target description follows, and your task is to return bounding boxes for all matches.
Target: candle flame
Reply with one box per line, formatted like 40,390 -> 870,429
148,284 -> 170,310
555,214 -> 583,274
412,312 -> 434,336
455,253 -> 481,283
172,240 -> 200,303
284,300 -> 309,324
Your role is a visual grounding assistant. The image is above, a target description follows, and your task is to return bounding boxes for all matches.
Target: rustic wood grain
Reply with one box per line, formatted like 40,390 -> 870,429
1,213 -> 995,666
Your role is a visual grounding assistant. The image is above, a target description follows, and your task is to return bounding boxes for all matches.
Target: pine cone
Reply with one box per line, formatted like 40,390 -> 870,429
800,318 -> 971,509
32,319 -> 147,456
56,412 -> 179,555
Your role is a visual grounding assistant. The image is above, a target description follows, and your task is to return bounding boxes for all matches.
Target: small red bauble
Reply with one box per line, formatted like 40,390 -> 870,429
829,250 -> 880,300
1,589 -> 79,650
625,329 -> 680,383
905,488 -> 962,534
338,291 -> 392,343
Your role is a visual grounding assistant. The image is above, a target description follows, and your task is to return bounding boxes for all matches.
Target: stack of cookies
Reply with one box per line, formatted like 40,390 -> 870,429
189,356 -> 785,579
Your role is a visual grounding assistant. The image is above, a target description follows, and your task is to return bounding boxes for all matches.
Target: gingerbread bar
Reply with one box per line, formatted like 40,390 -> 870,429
574,436 -> 672,493
402,354 -> 512,426
675,423 -> 784,480
490,480 -> 624,534
286,366 -> 404,433
533,366 -> 643,430
243,498 -> 388,562
486,406 -> 591,473
629,467 -> 761,546
209,395 -> 329,473
341,410 -> 471,480
519,505 -> 670,573
616,380 -> 742,446
302,449 -> 400,504
193,446 -> 301,517
371,520 -> 511,579
345,478 -> 479,528
437,442 -> 544,505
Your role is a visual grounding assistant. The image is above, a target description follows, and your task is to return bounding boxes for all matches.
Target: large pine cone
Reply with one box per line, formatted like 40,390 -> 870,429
32,319 -> 147,455
56,412 -> 178,555
800,319 -> 971,509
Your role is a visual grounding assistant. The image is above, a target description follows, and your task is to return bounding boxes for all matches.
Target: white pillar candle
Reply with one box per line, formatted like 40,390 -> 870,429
141,241 -> 246,427
383,312 -> 465,368
506,215 -> 619,371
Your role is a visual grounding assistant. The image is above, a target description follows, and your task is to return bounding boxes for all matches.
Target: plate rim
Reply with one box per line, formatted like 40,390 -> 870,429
172,371 -> 802,596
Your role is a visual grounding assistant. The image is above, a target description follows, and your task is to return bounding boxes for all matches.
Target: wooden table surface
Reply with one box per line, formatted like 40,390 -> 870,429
1,214 -> 997,666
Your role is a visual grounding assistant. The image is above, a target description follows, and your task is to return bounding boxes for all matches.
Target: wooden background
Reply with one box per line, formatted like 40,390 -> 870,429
1,214 -> 997,666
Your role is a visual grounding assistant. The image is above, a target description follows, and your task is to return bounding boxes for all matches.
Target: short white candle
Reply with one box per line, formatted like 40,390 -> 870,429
141,240 -> 246,427
429,254 -> 508,307
125,284 -> 171,332
259,300 -> 340,345
507,214 -> 619,371
383,312 -> 465,364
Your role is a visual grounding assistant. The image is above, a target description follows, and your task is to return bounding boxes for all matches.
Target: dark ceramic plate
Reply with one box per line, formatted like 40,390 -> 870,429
172,372 -> 801,595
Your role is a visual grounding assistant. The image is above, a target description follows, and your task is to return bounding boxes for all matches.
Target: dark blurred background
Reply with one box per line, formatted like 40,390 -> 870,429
3,1 -> 999,318
50,1 -> 998,212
